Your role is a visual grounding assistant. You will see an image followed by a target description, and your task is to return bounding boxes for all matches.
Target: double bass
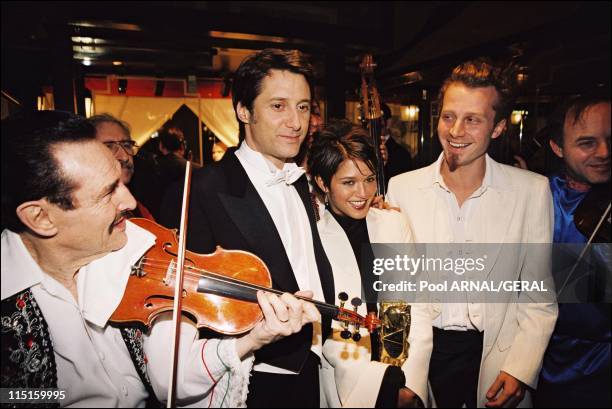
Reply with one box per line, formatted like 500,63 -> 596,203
360,54 -> 386,196
359,55 -> 412,367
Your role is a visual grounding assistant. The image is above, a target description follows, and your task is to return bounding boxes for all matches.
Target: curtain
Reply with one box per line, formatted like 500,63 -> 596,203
93,95 -> 239,147
197,99 -> 239,147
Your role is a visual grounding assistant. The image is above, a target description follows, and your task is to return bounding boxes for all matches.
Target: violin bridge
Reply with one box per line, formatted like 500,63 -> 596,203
163,259 -> 176,287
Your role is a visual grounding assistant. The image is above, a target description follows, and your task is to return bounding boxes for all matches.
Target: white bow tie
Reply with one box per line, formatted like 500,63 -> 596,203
266,166 -> 306,187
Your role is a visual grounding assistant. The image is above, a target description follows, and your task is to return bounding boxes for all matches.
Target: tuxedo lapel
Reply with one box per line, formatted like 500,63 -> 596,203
218,153 -> 300,292
294,176 -> 335,304
320,210 -> 375,313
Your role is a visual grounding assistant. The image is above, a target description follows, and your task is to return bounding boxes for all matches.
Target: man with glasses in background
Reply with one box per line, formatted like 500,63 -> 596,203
89,114 -> 155,220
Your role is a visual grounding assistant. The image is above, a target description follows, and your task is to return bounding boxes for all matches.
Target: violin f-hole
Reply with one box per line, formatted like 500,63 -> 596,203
162,242 -> 196,267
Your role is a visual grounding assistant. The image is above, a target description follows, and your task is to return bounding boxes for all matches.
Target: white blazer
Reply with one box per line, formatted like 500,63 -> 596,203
318,207 -> 433,407
387,154 -> 558,407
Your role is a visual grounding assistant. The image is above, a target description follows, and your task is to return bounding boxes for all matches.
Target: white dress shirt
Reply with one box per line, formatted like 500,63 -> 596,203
235,141 -> 325,374
431,154 -> 488,332
1,222 -> 253,407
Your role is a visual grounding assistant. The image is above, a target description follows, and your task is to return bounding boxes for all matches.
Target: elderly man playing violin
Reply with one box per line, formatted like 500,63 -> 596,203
0,110 -> 319,407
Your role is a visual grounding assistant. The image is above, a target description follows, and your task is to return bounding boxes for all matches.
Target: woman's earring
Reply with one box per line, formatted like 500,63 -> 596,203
324,192 -> 329,206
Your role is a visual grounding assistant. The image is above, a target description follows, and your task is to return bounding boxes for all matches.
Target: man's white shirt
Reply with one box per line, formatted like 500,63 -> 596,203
430,153 -> 487,331
236,141 -> 325,374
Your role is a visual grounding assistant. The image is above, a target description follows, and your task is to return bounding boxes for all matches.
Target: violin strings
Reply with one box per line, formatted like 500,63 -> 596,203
139,261 -> 291,299
137,260 -> 280,296
140,259 -> 332,310
140,257 -> 264,282
135,258 -> 339,312
138,259 -> 258,284
137,261 -> 210,281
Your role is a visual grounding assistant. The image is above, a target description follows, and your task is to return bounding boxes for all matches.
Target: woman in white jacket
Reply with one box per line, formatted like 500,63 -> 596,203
307,120 -> 432,408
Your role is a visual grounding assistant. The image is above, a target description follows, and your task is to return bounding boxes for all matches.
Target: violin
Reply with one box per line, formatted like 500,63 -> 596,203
574,182 -> 611,243
110,217 -> 381,335
558,182 -> 610,299
111,162 -> 379,406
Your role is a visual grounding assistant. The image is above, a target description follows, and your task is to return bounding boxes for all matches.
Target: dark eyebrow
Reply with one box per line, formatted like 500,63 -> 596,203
268,97 -> 311,104
575,136 -> 597,142
339,173 -> 375,180
98,179 -> 120,201
440,110 -> 485,117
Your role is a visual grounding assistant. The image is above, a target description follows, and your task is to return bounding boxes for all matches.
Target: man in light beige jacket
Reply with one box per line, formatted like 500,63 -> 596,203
388,59 -> 558,408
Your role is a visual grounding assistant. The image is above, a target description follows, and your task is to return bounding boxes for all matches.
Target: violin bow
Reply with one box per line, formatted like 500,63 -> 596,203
167,160 -> 192,407
558,202 -> 611,298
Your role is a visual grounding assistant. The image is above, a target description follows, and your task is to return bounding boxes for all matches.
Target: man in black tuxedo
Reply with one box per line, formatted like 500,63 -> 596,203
182,49 -> 335,407
381,103 -> 414,189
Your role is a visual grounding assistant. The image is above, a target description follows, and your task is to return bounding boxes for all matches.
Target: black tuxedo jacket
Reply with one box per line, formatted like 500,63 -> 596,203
180,150 -> 335,372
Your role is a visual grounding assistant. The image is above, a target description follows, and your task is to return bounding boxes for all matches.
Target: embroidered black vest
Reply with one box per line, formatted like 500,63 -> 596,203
1,289 -> 160,407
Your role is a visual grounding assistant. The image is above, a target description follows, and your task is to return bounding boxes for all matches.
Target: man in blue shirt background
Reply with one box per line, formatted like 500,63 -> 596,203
535,95 -> 610,408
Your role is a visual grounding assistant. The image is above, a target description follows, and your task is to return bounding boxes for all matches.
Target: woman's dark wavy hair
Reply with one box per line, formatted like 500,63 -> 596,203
1,110 -> 96,233
307,119 -> 377,197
